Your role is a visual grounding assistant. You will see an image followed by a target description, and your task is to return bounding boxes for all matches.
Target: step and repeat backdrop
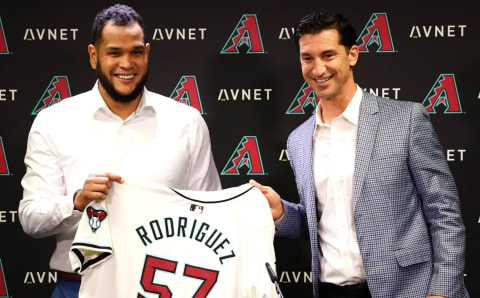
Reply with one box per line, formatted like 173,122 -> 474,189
1,0 -> 478,297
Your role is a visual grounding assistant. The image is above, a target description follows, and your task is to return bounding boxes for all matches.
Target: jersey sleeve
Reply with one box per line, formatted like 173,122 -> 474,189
69,200 -> 113,274
243,188 -> 280,297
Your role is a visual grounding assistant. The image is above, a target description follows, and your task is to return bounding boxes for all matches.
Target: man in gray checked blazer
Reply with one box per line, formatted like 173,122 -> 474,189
251,12 -> 468,298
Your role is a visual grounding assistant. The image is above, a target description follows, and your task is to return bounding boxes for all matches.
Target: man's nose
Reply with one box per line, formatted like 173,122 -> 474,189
311,59 -> 326,76
119,54 -> 134,68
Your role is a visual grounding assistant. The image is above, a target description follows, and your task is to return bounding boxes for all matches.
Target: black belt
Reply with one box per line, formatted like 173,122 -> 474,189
320,282 -> 371,298
58,271 -> 81,281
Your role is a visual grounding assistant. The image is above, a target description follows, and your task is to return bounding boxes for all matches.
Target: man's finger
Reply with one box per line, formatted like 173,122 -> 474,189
105,172 -> 124,183
85,183 -> 110,194
249,179 -> 268,192
91,173 -> 124,184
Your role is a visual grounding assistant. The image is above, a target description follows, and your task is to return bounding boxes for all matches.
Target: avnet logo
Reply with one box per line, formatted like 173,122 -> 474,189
24,28 -> 79,41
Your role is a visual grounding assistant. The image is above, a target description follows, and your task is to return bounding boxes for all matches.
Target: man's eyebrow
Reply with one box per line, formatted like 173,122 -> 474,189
104,46 -> 121,51
322,49 -> 337,55
104,45 -> 146,51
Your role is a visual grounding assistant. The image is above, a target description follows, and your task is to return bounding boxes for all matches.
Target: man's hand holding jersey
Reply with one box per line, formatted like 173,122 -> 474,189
73,173 -> 124,211
249,179 -> 284,221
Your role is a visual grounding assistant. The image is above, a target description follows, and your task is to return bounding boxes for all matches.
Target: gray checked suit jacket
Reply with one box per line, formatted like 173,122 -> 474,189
277,93 -> 469,298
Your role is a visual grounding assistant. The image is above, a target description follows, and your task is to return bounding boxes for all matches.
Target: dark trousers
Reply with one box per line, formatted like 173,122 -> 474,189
319,282 -> 372,298
51,277 -> 80,298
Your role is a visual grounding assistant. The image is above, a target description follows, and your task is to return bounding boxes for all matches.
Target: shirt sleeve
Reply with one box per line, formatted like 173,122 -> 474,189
186,110 -> 222,191
19,111 -> 82,238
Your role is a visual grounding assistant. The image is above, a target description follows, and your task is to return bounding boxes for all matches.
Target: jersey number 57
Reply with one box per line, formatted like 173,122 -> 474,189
138,255 -> 219,298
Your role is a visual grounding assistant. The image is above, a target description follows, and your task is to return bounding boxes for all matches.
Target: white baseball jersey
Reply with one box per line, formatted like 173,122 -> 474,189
70,182 -> 279,298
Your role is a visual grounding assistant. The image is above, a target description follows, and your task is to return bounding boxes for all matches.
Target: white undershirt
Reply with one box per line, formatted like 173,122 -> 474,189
313,86 -> 367,285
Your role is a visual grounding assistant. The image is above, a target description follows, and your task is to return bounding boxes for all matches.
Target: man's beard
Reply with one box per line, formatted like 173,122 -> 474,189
96,62 -> 149,103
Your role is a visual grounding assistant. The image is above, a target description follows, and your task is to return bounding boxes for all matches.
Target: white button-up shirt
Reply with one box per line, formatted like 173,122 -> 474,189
313,86 -> 367,285
19,82 -> 221,272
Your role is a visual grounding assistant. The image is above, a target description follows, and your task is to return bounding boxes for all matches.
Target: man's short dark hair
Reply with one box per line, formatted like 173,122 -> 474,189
91,4 -> 145,46
293,12 -> 357,50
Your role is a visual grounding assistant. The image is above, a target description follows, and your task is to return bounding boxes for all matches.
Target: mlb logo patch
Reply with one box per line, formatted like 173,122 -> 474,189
190,204 -> 204,214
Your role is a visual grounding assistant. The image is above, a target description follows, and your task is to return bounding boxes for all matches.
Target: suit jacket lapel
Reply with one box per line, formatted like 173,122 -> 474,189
353,93 -> 379,209
303,116 -> 317,202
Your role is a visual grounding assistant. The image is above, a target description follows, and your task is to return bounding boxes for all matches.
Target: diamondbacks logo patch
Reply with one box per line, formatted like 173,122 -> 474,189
357,13 -> 395,53
0,137 -> 9,176
0,17 -> 9,54
32,76 -> 72,115
286,82 -> 319,114
221,136 -> 265,175
422,74 -> 462,114
87,207 -> 107,233
221,14 -> 265,54
170,75 -> 204,114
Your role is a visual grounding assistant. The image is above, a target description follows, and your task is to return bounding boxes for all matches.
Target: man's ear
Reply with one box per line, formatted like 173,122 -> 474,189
348,45 -> 359,67
88,44 -> 97,69
146,42 -> 151,55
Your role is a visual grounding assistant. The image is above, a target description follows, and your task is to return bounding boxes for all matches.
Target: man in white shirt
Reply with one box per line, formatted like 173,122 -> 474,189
18,4 -> 221,297
251,11 -> 468,298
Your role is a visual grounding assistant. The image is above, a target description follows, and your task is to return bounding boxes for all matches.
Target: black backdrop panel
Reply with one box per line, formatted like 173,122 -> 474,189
0,0 -> 478,297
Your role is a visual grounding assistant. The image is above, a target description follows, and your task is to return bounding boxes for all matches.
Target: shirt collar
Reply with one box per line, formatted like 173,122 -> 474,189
139,87 -> 157,115
342,84 -> 362,126
91,80 -> 156,118
315,84 -> 363,126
